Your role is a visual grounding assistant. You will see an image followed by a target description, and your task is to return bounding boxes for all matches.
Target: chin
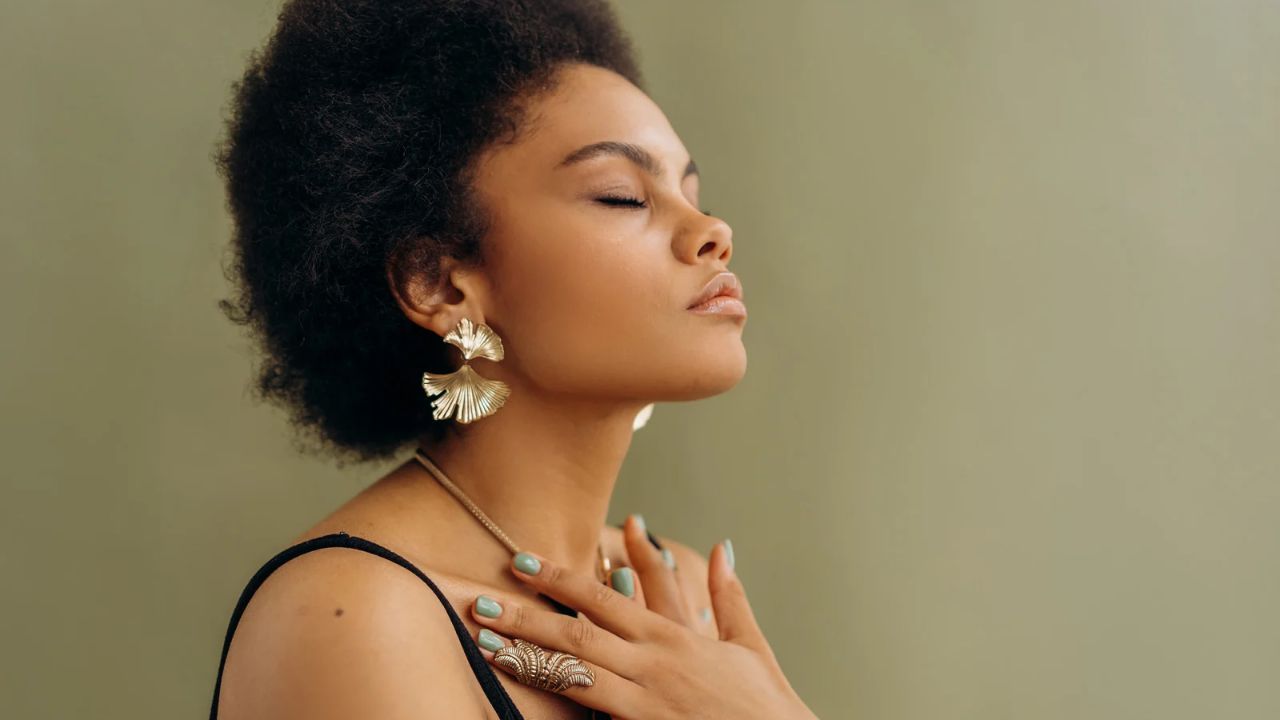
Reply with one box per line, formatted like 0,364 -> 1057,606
670,340 -> 748,400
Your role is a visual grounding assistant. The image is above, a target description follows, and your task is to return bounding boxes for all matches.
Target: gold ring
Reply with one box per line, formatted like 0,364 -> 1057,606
492,638 -> 596,692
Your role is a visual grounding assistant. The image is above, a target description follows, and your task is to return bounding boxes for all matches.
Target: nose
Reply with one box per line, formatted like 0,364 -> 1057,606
675,211 -> 733,266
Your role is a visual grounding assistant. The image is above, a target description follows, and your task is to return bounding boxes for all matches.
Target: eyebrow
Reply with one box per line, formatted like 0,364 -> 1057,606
556,140 -> 699,180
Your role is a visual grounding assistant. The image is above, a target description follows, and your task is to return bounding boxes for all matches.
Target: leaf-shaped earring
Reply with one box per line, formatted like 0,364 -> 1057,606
422,317 -> 511,424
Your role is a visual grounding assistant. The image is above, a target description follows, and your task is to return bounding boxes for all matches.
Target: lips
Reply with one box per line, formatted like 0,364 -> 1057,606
687,271 -> 743,309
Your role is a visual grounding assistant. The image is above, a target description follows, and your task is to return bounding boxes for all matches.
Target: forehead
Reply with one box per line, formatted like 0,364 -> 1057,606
477,63 -> 690,182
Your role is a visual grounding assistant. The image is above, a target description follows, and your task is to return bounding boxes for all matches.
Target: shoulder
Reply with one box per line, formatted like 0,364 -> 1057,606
216,542 -> 489,720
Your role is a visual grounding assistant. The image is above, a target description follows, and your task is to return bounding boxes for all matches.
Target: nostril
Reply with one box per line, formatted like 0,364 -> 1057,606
700,234 -> 732,261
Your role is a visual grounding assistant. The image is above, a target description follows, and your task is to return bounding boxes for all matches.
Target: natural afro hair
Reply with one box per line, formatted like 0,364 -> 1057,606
213,0 -> 645,465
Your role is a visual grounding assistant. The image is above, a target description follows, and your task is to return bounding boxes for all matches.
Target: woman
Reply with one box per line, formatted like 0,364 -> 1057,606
209,1 -> 817,718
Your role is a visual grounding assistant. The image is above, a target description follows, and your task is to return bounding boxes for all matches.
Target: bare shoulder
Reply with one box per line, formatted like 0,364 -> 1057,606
216,545 -> 490,720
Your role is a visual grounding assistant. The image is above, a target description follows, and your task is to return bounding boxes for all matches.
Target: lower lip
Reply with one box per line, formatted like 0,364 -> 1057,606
687,296 -> 748,317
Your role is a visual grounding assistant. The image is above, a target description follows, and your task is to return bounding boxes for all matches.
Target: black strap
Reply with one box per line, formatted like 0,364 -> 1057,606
209,531 -> 524,719
211,527 -> 663,719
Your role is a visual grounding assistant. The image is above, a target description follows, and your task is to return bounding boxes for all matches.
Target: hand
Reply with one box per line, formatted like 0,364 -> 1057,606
615,514 -> 696,631
468,532 -> 819,720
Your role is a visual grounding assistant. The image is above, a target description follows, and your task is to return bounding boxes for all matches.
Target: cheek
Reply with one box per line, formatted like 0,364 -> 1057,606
490,227 -> 680,391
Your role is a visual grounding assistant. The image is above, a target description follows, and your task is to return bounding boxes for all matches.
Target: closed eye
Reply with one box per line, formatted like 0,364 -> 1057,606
595,195 -> 714,216
596,195 -> 648,209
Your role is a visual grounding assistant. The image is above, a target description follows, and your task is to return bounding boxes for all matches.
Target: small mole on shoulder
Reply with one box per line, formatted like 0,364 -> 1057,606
334,607 -> 344,617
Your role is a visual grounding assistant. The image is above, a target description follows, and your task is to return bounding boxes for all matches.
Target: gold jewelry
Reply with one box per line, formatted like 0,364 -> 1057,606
413,449 -> 603,695
493,638 -> 596,691
422,317 -> 511,424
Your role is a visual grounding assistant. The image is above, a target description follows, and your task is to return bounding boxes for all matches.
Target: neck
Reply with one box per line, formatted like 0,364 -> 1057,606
413,390 -> 647,580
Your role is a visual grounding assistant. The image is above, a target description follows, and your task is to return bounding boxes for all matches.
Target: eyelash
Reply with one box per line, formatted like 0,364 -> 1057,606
596,195 -> 648,209
595,195 -> 715,216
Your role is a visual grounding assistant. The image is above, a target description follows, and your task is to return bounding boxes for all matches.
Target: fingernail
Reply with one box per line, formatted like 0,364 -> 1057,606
477,628 -> 505,652
476,594 -> 503,618
723,538 -> 735,571
513,552 -> 542,575
661,548 -> 677,570
610,567 -> 636,598
632,513 -> 646,532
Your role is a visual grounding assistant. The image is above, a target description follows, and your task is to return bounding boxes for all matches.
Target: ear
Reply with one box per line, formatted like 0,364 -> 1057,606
385,251 -> 490,339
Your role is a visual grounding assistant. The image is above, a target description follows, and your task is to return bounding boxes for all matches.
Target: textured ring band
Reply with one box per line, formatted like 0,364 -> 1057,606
493,638 -> 597,692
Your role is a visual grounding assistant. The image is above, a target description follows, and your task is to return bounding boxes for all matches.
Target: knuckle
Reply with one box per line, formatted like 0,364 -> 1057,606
542,563 -> 566,587
509,603 -> 529,633
565,617 -> 595,652
592,580 -> 619,609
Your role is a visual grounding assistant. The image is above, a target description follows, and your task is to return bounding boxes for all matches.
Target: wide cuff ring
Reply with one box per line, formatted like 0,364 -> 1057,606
492,638 -> 597,692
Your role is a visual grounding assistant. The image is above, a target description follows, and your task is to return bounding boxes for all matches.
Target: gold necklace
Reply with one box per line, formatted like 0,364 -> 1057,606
413,449 -> 613,584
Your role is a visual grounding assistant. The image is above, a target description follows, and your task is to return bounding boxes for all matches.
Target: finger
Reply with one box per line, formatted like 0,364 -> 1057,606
474,628 -> 646,719
510,550 -> 680,644
622,514 -> 692,626
610,564 -> 646,608
708,539 -> 772,656
469,592 -> 642,677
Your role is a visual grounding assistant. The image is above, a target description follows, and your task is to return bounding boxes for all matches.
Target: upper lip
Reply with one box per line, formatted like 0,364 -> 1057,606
687,271 -> 743,309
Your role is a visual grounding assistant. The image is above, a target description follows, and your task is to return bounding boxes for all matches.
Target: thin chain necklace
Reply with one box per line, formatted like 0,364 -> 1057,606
413,448 -> 613,584
414,449 -> 617,720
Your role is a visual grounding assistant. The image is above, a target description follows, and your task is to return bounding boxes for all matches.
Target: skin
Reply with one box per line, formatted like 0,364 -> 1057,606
214,63 -> 810,719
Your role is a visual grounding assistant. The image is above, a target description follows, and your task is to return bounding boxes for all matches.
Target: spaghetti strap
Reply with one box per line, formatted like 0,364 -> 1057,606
208,531 -> 525,719
210,526 -> 661,719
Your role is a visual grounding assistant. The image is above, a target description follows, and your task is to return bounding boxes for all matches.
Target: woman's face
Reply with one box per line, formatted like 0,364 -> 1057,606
463,62 -> 746,403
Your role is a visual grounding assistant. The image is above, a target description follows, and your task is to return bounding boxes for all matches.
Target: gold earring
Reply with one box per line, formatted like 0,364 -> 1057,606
422,317 -> 511,424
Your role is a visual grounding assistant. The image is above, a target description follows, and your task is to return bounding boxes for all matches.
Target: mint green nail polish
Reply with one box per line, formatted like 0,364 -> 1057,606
723,538 -> 735,570
477,628 -> 505,652
632,513 -> 646,531
476,595 -> 503,618
513,552 -> 541,575
661,548 -> 676,570
610,567 -> 636,598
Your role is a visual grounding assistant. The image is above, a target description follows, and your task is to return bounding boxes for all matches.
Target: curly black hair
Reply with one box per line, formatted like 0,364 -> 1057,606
214,0 -> 645,465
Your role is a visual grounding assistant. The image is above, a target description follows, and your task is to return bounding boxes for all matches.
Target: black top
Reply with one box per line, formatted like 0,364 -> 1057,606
209,528 -> 665,719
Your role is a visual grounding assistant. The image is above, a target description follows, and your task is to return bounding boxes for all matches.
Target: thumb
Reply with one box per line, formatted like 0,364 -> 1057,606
707,540 -> 772,657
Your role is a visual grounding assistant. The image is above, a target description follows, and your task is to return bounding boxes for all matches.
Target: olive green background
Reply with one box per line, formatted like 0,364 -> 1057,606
3,1 -> 1277,718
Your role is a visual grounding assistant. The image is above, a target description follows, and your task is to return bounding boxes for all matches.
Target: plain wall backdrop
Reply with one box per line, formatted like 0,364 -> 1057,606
2,1 -> 1278,718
